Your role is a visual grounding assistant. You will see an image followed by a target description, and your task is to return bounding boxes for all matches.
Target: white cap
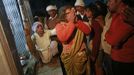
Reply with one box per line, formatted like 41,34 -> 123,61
32,22 -> 42,32
46,5 -> 57,11
74,0 -> 85,7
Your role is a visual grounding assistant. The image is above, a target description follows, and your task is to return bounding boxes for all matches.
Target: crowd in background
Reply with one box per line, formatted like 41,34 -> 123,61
30,0 -> 134,75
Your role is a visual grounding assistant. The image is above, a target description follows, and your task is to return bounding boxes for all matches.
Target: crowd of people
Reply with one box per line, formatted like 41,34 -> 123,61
30,0 -> 134,75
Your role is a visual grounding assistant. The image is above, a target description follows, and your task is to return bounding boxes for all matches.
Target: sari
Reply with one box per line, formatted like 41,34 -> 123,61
61,29 -> 90,75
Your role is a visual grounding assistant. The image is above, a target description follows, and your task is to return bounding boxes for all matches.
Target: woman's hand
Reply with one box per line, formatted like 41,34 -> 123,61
67,8 -> 76,23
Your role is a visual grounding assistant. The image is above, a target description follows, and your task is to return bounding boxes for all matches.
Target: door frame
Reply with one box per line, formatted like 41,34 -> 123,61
0,0 -> 23,75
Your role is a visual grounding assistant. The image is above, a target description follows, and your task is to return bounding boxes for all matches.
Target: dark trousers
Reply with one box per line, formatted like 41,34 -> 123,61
58,42 -> 67,75
103,53 -> 113,75
112,60 -> 134,75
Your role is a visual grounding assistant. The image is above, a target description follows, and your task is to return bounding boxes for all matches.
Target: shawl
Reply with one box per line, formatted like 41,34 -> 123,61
61,29 -> 89,75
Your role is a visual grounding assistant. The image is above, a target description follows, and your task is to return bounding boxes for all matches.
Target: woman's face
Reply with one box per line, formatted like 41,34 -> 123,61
65,8 -> 76,22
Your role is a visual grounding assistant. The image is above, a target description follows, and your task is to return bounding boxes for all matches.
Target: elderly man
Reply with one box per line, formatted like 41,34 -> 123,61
44,5 -> 60,63
44,5 -> 59,29
31,22 -> 58,64
74,0 -> 88,22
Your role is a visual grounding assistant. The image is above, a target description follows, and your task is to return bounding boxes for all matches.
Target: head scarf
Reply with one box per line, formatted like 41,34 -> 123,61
32,22 -> 42,32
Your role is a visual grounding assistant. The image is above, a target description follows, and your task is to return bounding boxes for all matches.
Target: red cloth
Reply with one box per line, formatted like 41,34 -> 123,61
56,20 -> 91,42
56,22 -> 75,42
105,13 -> 134,63
91,20 -> 103,58
75,20 -> 91,35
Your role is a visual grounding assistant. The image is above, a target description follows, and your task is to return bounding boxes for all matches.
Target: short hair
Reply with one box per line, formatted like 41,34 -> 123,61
85,3 -> 100,19
122,0 -> 134,7
33,16 -> 39,22
95,1 -> 108,17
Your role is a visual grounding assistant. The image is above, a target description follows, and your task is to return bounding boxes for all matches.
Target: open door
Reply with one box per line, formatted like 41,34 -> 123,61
0,1 -> 23,75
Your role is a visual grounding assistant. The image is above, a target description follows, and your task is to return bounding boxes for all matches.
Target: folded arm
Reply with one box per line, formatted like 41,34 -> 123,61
75,20 -> 91,35
55,22 -> 75,42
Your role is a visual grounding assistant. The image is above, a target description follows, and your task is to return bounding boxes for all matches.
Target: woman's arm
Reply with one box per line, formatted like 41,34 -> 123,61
55,22 -> 75,42
75,20 -> 91,35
